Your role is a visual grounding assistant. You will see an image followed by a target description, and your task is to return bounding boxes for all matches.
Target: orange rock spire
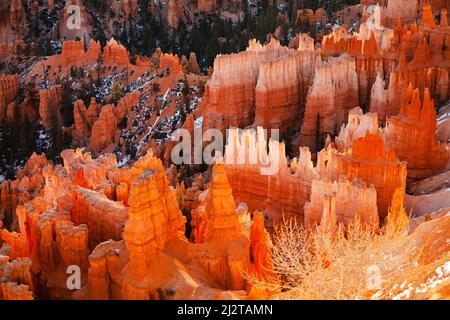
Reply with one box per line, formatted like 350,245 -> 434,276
385,87 -> 449,179
318,132 -> 406,218
422,3 -> 437,28
204,164 -> 242,242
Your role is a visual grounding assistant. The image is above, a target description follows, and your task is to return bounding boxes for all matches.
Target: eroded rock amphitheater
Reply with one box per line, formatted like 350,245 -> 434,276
0,0 -> 450,300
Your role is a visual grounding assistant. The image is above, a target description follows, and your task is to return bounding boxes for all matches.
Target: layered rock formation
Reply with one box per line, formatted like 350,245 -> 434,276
0,74 -> 19,121
204,38 -> 315,136
0,256 -> 33,300
0,153 -> 49,231
370,6 -> 450,121
299,54 -> 359,152
384,87 -> 449,179
223,127 -> 317,222
189,164 -> 251,290
61,40 -> 86,67
335,107 -> 381,151
321,24 -> 397,112
249,212 -> 274,279
1,196 -> 90,299
120,168 -> 185,298
89,92 -> 140,155
254,47 -> 315,136
38,86 -> 63,132
61,39 -> 102,68
71,188 -> 128,249
72,98 -> 101,146
318,133 -> 407,218
103,38 -> 130,66
1,0 -> 450,301
86,154 -> 258,299
304,177 -> 379,230
203,39 -> 286,131
89,105 -> 118,155
362,0 -> 450,28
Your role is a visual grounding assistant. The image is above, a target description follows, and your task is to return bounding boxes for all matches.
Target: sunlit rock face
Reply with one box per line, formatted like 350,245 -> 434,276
0,148 -> 275,300
370,6 -> 450,122
318,133 -> 407,218
299,54 -> 359,152
362,0 -> 449,28
384,86 -> 449,179
304,177 -> 379,230
203,37 -> 316,137
1,0 -> 450,301
0,255 -> 33,300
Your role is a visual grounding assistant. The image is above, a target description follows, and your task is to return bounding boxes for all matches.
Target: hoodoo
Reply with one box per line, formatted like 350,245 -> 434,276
0,0 -> 449,302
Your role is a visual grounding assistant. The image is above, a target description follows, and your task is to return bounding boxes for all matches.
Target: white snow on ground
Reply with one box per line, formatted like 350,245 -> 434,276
118,154 -> 131,167
405,188 -> 450,216
381,260 -> 450,300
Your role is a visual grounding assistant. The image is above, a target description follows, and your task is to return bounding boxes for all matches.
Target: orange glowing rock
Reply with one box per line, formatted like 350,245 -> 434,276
159,53 -> 182,74
422,4 -> 437,28
191,164 -> 251,291
385,188 -> 409,230
249,213 -> 274,277
304,177 -> 379,230
363,1 -> 446,28
318,133 -> 407,218
2,192 -> 89,299
123,169 -> 185,275
254,48 -> 315,136
203,38 -> 304,132
1,204 -> 31,259
0,153 -> 49,232
0,256 -> 33,300
61,149 -> 117,189
385,87 -> 449,179
87,39 -> 101,62
224,127 -> 317,222
190,192 -> 208,244
61,40 -> 86,67
103,38 -> 130,66
204,164 -> 243,242
299,54 -> 359,152
88,92 -> 139,156
370,11 -> 450,121
71,188 -> 128,249
89,105 -> 118,155
335,107 -> 381,152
